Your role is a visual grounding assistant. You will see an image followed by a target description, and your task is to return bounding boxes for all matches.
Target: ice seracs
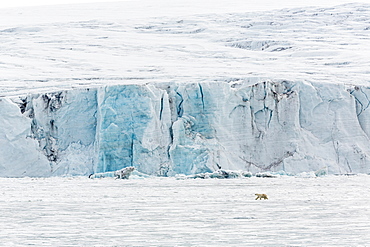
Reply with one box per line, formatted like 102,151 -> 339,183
89,166 -> 135,179
114,166 -> 135,179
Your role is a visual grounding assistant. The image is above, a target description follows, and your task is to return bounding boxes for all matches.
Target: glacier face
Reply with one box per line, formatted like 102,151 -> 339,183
2,80 -> 370,177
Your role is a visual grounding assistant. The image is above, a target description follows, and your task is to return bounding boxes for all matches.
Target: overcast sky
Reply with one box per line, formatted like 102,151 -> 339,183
0,0 -> 370,10
0,0 -> 127,9
2,0 -> 370,9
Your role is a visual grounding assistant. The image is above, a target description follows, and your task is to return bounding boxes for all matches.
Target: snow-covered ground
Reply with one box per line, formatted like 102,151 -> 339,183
1,175 -> 370,246
1,1 -> 370,96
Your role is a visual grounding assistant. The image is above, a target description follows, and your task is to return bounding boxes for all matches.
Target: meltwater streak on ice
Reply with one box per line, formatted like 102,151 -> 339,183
0,176 -> 370,246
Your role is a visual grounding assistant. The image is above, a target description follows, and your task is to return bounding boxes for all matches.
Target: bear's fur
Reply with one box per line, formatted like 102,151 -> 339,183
255,193 -> 268,200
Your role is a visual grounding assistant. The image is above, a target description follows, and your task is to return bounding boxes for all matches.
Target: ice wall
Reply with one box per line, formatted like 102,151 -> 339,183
2,80 -> 370,177
96,85 -> 172,175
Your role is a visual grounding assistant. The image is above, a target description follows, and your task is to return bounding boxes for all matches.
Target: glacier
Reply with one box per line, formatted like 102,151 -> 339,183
1,2 -> 370,177
2,80 -> 370,177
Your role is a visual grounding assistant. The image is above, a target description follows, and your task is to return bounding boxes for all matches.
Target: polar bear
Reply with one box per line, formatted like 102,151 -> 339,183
255,193 -> 268,200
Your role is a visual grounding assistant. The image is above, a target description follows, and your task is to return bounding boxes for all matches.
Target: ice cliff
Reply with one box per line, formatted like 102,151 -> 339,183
2,80 -> 370,177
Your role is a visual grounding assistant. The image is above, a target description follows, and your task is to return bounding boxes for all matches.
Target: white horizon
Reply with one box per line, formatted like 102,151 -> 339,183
0,0 -> 131,9
2,0 -> 370,10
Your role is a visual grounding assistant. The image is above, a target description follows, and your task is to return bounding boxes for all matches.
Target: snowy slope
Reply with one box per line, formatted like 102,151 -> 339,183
1,1 -> 370,96
1,2 -> 370,176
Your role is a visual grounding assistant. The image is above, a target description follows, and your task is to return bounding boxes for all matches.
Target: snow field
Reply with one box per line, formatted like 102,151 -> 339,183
1,175 -> 370,246
1,3 -> 370,97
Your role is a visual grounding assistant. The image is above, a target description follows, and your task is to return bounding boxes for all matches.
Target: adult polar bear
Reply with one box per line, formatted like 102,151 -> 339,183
255,194 -> 268,200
